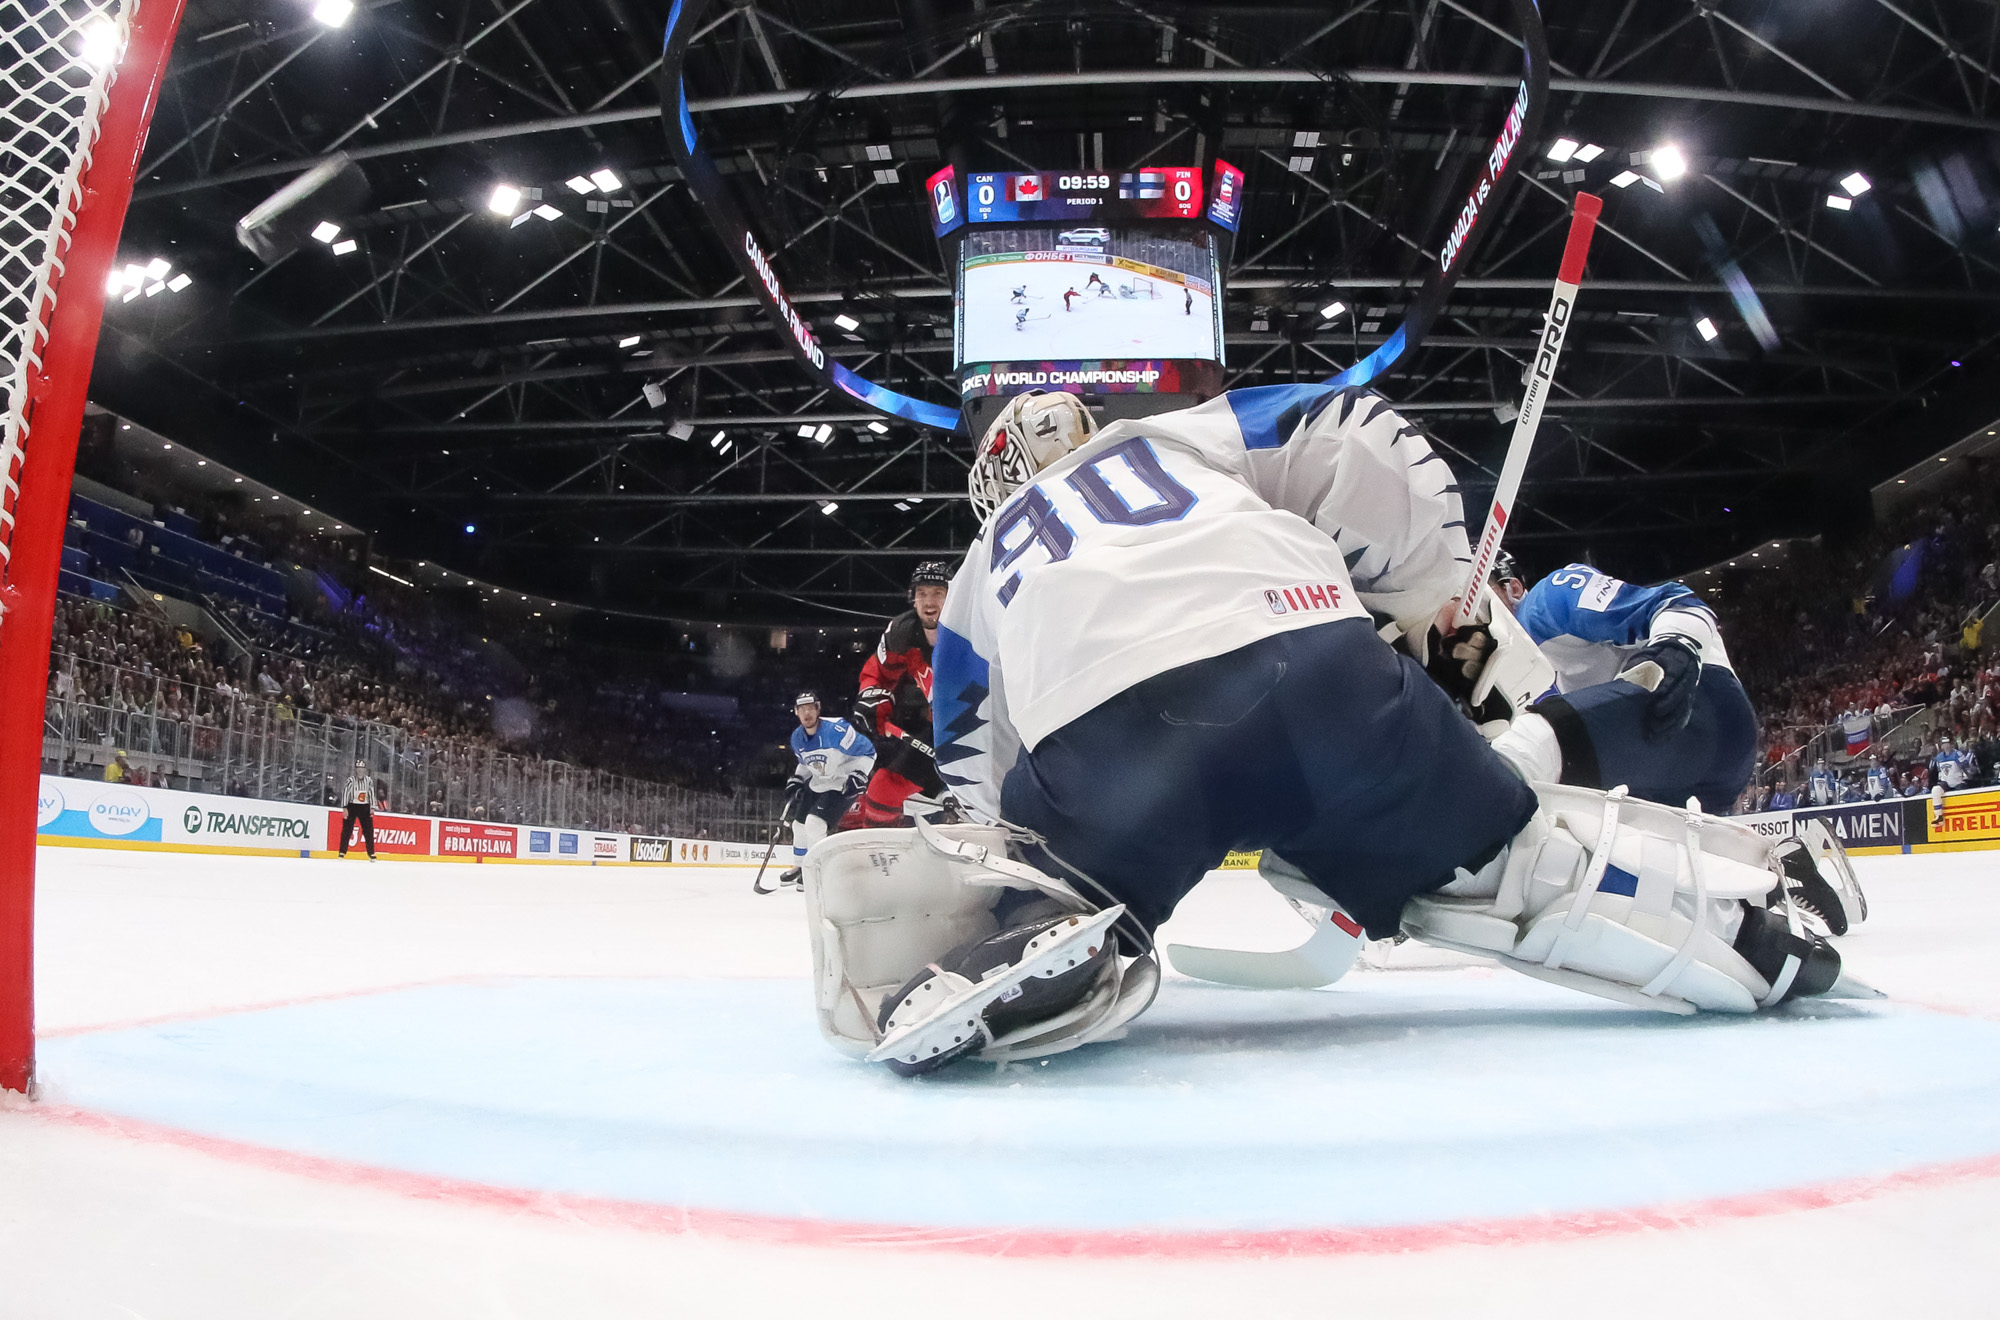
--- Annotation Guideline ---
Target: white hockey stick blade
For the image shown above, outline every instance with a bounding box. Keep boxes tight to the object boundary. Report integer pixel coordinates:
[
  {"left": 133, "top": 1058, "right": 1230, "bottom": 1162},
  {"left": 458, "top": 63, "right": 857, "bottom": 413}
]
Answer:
[
  {"left": 1822, "top": 969, "right": 1888, "bottom": 1001},
  {"left": 1167, "top": 917, "right": 1362, "bottom": 990},
  {"left": 865, "top": 906, "right": 1125, "bottom": 1067}
]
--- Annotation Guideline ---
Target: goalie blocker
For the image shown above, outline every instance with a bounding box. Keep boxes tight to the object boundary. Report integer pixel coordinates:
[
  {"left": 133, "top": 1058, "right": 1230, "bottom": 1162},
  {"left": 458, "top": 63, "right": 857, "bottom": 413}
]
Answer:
[{"left": 806, "top": 796, "right": 1874, "bottom": 1076}]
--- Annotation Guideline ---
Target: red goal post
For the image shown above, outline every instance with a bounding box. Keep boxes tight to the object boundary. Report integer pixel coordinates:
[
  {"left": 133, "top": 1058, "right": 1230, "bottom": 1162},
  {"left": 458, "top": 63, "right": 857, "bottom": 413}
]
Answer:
[{"left": 0, "top": 0, "right": 185, "bottom": 1095}]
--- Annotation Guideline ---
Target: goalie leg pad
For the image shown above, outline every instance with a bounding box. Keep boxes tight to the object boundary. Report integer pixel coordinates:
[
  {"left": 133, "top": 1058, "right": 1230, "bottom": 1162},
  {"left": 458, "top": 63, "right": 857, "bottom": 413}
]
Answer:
[
  {"left": 1402, "top": 783, "right": 1847, "bottom": 1015},
  {"left": 804, "top": 822, "right": 1158, "bottom": 1069}
]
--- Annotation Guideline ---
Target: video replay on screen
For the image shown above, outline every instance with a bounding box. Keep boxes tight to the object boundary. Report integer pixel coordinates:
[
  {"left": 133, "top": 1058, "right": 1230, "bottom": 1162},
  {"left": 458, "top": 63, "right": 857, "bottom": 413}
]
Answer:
[{"left": 956, "top": 227, "right": 1222, "bottom": 367}]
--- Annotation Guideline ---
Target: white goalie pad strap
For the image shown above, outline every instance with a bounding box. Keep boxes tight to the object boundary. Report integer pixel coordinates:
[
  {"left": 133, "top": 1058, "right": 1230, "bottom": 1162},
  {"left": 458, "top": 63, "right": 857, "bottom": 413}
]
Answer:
[{"left": 1402, "top": 782, "right": 1779, "bottom": 1015}]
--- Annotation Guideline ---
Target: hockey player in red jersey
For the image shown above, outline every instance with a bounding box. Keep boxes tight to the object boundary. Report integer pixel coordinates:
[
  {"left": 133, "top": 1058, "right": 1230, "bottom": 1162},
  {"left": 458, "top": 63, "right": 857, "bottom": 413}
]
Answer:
[{"left": 852, "top": 561, "right": 950, "bottom": 826}]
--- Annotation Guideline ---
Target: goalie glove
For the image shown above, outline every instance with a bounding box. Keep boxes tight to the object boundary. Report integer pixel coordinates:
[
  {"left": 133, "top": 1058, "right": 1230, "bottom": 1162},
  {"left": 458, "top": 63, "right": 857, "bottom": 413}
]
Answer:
[{"left": 1420, "top": 584, "right": 1556, "bottom": 737}]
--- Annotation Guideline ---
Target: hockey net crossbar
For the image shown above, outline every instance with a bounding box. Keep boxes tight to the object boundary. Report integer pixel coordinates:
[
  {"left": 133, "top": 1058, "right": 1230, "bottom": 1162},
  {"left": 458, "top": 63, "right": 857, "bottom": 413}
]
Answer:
[{"left": 0, "top": 0, "right": 184, "bottom": 1094}]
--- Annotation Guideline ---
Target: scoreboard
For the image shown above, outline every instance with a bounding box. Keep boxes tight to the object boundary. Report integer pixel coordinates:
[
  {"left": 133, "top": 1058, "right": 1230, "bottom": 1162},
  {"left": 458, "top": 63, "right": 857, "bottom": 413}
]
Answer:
[{"left": 966, "top": 168, "right": 1200, "bottom": 222}]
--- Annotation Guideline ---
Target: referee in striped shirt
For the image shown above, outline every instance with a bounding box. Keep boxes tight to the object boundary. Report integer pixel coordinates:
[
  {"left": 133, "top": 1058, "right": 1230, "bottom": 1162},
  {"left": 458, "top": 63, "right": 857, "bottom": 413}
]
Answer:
[{"left": 339, "top": 760, "right": 382, "bottom": 860}]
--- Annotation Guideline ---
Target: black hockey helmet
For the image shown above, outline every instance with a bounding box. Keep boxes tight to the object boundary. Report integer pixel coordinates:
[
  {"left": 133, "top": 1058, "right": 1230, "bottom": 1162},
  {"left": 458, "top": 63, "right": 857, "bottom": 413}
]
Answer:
[{"left": 911, "top": 560, "right": 951, "bottom": 590}]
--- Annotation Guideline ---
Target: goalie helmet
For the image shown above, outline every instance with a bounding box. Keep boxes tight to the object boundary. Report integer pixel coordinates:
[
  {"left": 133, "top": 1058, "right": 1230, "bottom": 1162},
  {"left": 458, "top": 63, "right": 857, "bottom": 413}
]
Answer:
[{"left": 968, "top": 389, "right": 1096, "bottom": 522}]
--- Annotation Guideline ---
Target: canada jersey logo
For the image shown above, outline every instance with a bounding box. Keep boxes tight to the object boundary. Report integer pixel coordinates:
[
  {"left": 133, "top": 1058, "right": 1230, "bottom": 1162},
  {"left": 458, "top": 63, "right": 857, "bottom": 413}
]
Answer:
[{"left": 1264, "top": 582, "right": 1345, "bottom": 615}]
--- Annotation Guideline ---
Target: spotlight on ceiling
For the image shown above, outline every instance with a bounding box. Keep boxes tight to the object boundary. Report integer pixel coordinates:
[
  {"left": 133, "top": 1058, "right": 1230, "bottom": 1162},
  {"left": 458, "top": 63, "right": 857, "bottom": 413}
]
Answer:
[
  {"left": 589, "top": 169, "right": 622, "bottom": 192},
  {"left": 311, "top": 0, "right": 355, "bottom": 27},
  {"left": 565, "top": 176, "right": 596, "bottom": 194},
  {"left": 1651, "top": 144, "right": 1688, "bottom": 182},
  {"left": 1825, "top": 194, "right": 1853, "bottom": 211},
  {"left": 618, "top": 335, "right": 641, "bottom": 348},
  {"left": 1319, "top": 300, "right": 1347, "bottom": 321},
  {"left": 833, "top": 313, "right": 861, "bottom": 331},
  {"left": 866, "top": 421, "right": 889, "bottom": 434},
  {"left": 1695, "top": 316, "right": 1720, "bottom": 342},
  {"left": 486, "top": 184, "right": 523, "bottom": 216},
  {"left": 1546, "top": 138, "right": 1579, "bottom": 163},
  {"left": 310, "top": 220, "right": 341, "bottom": 244},
  {"left": 820, "top": 501, "right": 840, "bottom": 516},
  {"left": 1840, "top": 171, "right": 1872, "bottom": 197}
]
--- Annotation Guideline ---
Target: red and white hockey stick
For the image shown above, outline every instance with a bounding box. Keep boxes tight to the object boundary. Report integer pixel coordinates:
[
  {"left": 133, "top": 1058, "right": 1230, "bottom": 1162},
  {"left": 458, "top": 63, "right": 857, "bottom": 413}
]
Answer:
[{"left": 1454, "top": 192, "right": 1604, "bottom": 627}]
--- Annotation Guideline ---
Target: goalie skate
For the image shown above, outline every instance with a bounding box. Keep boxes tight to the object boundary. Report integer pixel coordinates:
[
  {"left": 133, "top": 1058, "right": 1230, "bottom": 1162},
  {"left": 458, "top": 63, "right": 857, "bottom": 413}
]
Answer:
[{"left": 867, "top": 907, "right": 1125, "bottom": 1075}]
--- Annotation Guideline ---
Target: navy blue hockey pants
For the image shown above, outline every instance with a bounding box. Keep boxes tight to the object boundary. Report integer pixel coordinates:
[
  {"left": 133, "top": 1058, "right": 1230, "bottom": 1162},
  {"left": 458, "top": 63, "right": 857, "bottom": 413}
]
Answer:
[
  {"left": 1532, "top": 665, "right": 1756, "bottom": 814},
  {"left": 999, "top": 618, "right": 1538, "bottom": 938}
]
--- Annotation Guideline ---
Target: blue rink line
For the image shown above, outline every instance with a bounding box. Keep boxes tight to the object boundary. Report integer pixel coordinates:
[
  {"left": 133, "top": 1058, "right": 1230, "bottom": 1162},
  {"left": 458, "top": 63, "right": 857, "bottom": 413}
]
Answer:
[{"left": 38, "top": 976, "right": 2000, "bottom": 1234}]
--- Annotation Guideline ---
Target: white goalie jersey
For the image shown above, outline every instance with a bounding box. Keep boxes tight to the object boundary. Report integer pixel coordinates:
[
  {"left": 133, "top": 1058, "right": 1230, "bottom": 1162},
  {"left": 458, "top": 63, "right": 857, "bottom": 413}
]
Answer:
[{"left": 933, "top": 384, "right": 1474, "bottom": 820}]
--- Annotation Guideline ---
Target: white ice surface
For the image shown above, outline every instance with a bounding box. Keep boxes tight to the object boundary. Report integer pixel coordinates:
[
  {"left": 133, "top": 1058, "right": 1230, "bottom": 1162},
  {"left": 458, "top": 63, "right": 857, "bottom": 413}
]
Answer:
[
  {"left": 5, "top": 846, "right": 2000, "bottom": 1317},
  {"left": 961, "top": 256, "right": 1216, "bottom": 364}
]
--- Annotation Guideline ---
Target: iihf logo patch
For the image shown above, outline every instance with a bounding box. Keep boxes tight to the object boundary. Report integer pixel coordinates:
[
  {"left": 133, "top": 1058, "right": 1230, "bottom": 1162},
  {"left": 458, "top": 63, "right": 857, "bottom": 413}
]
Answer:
[{"left": 1265, "top": 582, "right": 1344, "bottom": 615}]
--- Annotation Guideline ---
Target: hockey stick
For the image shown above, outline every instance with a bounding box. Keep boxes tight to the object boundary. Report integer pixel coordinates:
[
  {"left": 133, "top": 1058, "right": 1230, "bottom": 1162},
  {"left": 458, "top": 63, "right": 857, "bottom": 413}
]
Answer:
[
  {"left": 1167, "top": 899, "right": 1366, "bottom": 990},
  {"left": 1454, "top": 192, "right": 1604, "bottom": 628},
  {"left": 750, "top": 814, "right": 790, "bottom": 895}
]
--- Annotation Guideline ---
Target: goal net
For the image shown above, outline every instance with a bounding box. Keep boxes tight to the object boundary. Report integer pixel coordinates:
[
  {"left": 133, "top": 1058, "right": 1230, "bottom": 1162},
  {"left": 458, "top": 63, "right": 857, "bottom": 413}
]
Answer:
[
  {"left": 1118, "top": 277, "right": 1162, "bottom": 300},
  {"left": 0, "top": 0, "right": 184, "bottom": 1095}
]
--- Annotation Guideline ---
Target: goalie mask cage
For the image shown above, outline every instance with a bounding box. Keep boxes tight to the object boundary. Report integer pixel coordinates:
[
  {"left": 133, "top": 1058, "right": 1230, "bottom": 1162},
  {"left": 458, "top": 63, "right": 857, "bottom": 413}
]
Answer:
[{"left": 0, "top": 0, "right": 184, "bottom": 1094}]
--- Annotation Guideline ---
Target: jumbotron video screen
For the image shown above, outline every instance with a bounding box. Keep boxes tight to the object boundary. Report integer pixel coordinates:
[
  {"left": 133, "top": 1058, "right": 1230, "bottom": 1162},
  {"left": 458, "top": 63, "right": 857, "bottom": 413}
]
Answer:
[{"left": 955, "top": 226, "right": 1223, "bottom": 367}]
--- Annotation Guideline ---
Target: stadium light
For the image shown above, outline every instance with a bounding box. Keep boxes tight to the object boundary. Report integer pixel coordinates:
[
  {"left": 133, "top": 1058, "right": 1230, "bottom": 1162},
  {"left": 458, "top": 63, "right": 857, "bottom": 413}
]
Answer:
[
  {"left": 711, "top": 430, "right": 727, "bottom": 446},
  {"left": 532, "top": 203, "right": 562, "bottom": 221},
  {"left": 486, "top": 184, "right": 523, "bottom": 216},
  {"left": 312, "top": 0, "right": 355, "bottom": 27},
  {"left": 167, "top": 273, "right": 192, "bottom": 291},
  {"left": 1651, "top": 144, "right": 1688, "bottom": 182},
  {"left": 1319, "top": 300, "right": 1347, "bottom": 321},
  {"left": 866, "top": 421, "right": 889, "bottom": 434},
  {"left": 590, "top": 169, "right": 622, "bottom": 192},
  {"left": 1609, "top": 170, "right": 1639, "bottom": 189},
  {"left": 618, "top": 335, "right": 641, "bottom": 348},
  {"left": 1826, "top": 194, "right": 1852, "bottom": 211},
  {"left": 796, "top": 424, "right": 816, "bottom": 439},
  {"left": 330, "top": 239, "right": 357, "bottom": 255},
  {"left": 1573, "top": 144, "right": 1604, "bottom": 163},
  {"left": 814, "top": 424, "right": 834, "bottom": 444},
  {"left": 464, "top": 523, "right": 477, "bottom": 534},
  {"left": 833, "top": 313, "right": 861, "bottom": 331},
  {"left": 565, "top": 176, "right": 597, "bottom": 194},
  {"left": 1696, "top": 317, "right": 1719, "bottom": 341},
  {"left": 145, "top": 257, "right": 170, "bottom": 279},
  {"left": 1840, "top": 172, "right": 1872, "bottom": 197},
  {"left": 310, "top": 220, "right": 341, "bottom": 243},
  {"left": 820, "top": 502, "right": 840, "bottom": 515},
  {"left": 1546, "top": 138, "right": 1579, "bottom": 163},
  {"left": 79, "top": 16, "right": 121, "bottom": 68}
]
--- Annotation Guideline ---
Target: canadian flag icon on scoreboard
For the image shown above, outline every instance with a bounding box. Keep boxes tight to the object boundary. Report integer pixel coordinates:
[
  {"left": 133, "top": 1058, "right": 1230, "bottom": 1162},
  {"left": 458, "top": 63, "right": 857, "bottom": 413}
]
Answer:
[{"left": 1011, "top": 174, "right": 1043, "bottom": 202}]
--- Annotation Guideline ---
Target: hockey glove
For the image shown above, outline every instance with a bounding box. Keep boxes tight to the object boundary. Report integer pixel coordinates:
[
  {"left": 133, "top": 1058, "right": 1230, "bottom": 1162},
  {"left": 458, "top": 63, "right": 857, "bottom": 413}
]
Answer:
[
  {"left": 781, "top": 778, "right": 808, "bottom": 822},
  {"left": 1616, "top": 634, "right": 1702, "bottom": 738},
  {"left": 852, "top": 687, "right": 892, "bottom": 736}
]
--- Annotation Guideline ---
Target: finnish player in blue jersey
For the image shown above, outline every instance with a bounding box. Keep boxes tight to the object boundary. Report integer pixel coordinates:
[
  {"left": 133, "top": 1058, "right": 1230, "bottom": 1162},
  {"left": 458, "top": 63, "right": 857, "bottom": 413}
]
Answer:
[
  {"left": 794, "top": 387, "right": 1866, "bottom": 1075},
  {"left": 776, "top": 691, "right": 875, "bottom": 890},
  {"left": 1488, "top": 557, "right": 1756, "bottom": 814}
]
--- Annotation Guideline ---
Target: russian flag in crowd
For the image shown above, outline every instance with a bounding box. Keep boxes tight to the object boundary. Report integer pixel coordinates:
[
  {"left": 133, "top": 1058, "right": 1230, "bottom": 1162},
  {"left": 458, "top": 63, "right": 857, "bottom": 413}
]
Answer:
[{"left": 1842, "top": 712, "right": 1872, "bottom": 755}]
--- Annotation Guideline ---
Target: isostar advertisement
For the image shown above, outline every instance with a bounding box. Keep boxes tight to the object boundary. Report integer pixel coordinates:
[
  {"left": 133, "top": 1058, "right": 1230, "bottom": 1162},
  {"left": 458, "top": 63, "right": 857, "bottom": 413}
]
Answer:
[
  {"left": 439, "top": 820, "right": 518, "bottom": 859},
  {"left": 632, "top": 836, "right": 673, "bottom": 863},
  {"left": 327, "top": 811, "right": 433, "bottom": 856}
]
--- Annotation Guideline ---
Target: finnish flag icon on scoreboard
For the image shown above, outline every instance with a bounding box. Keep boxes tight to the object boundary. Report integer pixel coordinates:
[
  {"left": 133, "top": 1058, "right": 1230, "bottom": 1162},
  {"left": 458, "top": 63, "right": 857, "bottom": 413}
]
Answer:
[{"left": 1119, "top": 171, "right": 1167, "bottom": 199}]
